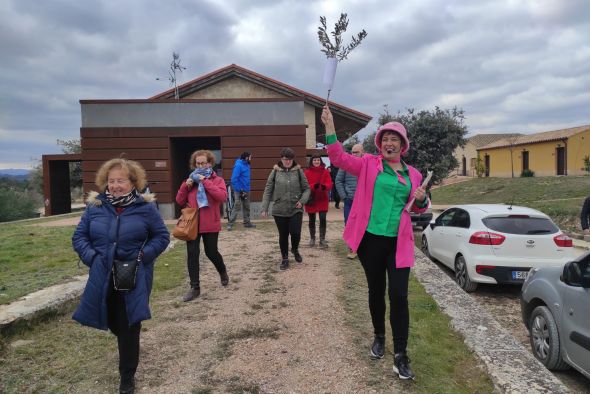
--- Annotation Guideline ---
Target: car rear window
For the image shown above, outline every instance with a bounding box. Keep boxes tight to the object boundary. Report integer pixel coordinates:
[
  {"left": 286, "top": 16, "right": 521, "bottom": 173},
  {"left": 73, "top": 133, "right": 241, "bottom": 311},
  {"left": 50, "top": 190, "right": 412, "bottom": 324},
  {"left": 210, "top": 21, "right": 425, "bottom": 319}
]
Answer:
[{"left": 482, "top": 216, "right": 559, "bottom": 235}]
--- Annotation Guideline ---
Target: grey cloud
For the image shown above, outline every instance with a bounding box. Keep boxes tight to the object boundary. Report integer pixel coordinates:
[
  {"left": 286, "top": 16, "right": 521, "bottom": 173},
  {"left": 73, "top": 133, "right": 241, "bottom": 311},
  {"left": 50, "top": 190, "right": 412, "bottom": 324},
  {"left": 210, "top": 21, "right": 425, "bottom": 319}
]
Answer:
[{"left": 1, "top": 0, "right": 590, "bottom": 168}]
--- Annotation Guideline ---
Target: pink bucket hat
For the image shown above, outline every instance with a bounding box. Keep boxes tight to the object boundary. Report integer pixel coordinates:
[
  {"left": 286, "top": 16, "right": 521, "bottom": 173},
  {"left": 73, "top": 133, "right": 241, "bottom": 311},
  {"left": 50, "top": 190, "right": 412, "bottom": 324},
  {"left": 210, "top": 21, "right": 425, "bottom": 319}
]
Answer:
[{"left": 374, "top": 122, "right": 410, "bottom": 155}]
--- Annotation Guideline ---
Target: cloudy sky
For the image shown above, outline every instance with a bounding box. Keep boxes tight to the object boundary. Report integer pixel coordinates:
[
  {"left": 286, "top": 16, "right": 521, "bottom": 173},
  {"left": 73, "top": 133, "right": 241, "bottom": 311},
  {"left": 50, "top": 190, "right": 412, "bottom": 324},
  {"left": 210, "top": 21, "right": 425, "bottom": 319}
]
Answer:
[{"left": 1, "top": 0, "right": 589, "bottom": 169}]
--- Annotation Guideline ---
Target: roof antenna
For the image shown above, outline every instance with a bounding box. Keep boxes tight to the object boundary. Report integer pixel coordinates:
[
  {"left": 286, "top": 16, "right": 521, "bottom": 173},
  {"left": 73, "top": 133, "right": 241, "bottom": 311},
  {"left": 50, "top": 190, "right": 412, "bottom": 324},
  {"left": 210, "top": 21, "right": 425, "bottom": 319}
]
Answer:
[{"left": 156, "top": 52, "right": 187, "bottom": 100}]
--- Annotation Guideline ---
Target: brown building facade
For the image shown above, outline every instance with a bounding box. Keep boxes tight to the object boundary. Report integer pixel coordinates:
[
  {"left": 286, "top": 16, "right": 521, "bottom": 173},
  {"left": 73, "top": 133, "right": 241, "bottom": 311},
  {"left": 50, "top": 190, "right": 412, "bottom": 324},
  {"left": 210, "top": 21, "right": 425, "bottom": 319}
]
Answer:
[{"left": 43, "top": 64, "right": 371, "bottom": 218}]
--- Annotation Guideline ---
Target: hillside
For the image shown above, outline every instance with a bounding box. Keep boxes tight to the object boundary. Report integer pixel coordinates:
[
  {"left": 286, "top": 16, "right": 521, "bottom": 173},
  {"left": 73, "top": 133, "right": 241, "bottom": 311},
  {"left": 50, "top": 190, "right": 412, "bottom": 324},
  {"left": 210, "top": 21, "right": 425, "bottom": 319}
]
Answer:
[{"left": 431, "top": 176, "right": 590, "bottom": 233}]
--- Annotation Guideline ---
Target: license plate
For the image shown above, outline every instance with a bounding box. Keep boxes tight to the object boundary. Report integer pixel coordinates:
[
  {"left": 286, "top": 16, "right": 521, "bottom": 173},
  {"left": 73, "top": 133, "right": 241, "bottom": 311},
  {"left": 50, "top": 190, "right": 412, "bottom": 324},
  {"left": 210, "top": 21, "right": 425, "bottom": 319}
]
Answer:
[{"left": 512, "top": 271, "right": 528, "bottom": 280}]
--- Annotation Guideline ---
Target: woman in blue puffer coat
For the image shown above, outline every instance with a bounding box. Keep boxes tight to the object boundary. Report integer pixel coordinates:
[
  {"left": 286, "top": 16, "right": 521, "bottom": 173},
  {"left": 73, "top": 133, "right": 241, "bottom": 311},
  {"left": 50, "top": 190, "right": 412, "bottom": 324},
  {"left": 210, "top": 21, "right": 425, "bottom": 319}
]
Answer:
[{"left": 72, "top": 158, "right": 170, "bottom": 394}]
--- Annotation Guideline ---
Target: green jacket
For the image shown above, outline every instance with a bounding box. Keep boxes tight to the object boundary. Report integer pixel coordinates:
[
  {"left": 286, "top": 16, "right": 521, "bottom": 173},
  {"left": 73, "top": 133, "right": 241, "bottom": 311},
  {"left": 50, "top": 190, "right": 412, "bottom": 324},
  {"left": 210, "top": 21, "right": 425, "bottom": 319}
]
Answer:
[{"left": 261, "top": 164, "right": 311, "bottom": 217}]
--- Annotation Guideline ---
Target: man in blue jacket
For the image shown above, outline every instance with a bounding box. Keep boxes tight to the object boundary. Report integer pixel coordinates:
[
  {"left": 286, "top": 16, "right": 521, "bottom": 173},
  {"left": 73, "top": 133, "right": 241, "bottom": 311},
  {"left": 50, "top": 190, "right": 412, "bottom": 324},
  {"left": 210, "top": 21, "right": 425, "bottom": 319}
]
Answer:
[{"left": 228, "top": 151, "right": 256, "bottom": 230}]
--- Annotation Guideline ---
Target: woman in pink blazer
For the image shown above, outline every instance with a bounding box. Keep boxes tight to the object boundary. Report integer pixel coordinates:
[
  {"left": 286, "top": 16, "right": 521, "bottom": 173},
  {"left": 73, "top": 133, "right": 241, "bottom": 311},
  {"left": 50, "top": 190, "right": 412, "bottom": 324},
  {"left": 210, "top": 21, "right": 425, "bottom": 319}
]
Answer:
[{"left": 322, "top": 106, "right": 429, "bottom": 381}]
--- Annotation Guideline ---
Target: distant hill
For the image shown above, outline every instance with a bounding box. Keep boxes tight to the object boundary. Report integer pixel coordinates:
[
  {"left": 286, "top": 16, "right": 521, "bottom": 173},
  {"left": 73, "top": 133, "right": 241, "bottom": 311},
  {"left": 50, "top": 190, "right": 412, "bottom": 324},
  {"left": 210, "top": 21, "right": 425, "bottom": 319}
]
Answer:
[{"left": 0, "top": 169, "right": 31, "bottom": 181}]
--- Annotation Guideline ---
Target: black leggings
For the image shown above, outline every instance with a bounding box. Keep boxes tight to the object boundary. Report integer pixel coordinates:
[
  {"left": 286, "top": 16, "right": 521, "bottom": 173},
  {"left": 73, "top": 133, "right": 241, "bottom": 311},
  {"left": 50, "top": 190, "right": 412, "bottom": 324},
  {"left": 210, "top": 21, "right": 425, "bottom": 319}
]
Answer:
[
  {"left": 273, "top": 212, "right": 303, "bottom": 257},
  {"left": 308, "top": 211, "right": 327, "bottom": 238},
  {"left": 186, "top": 232, "right": 226, "bottom": 288},
  {"left": 108, "top": 286, "right": 141, "bottom": 380},
  {"left": 356, "top": 231, "right": 410, "bottom": 354}
]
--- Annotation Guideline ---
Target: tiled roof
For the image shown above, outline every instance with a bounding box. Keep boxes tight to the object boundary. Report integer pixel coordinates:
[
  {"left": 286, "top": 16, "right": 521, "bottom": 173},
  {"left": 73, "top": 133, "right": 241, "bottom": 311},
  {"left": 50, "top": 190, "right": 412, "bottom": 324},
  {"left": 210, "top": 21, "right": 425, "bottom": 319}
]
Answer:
[
  {"left": 149, "top": 63, "right": 371, "bottom": 124},
  {"left": 478, "top": 125, "right": 590, "bottom": 150},
  {"left": 467, "top": 134, "right": 522, "bottom": 148}
]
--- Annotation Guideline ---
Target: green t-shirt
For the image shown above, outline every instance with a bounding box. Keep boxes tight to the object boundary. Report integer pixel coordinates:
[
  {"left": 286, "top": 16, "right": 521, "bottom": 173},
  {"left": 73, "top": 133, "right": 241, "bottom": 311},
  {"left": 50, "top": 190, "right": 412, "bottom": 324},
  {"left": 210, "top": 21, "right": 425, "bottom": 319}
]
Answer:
[
  {"left": 325, "top": 134, "right": 427, "bottom": 235},
  {"left": 366, "top": 161, "right": 411, "bottom": 237}
]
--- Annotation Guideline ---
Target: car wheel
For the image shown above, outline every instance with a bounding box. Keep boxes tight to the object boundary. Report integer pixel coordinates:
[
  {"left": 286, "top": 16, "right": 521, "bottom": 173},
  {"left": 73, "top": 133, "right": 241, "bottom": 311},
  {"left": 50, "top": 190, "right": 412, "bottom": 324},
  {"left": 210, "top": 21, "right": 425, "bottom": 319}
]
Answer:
[
  {"left": 454, "top": 255, "right": 477, "bottom": 292},
  {"left": 421, "top": 235, "right": 430, "bottom": 258},
  {"left": 529, "top": 306, "right": 570, "bottom": 371}
]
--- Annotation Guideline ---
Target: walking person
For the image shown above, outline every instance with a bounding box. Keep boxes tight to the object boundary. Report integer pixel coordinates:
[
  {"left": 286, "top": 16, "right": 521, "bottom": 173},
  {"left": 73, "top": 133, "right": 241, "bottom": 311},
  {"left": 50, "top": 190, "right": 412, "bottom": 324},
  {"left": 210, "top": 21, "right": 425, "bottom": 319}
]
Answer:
[
  {"left": 322, "top": 106, "right": 429, "bottom": 380},
  {"left": 261, "top": 147, "right": 311, "bottom": 270},
  {"left": 72, "top": 158, "right": 170, "bottom": 393},
  {"left": 176, "top": 150, "right": 229, "bottom": 302},
  {"left": 335, "top": 144, "right": 364, "bottom": 258},
  {"left": 227, "top": 151, "right": 256, "bottom": 230},
  {"left": 304, "top": 154, "right": 332, "bottom": 249},
  {"left": 329, "top": 165, "right": 341, "bottom": 208}
]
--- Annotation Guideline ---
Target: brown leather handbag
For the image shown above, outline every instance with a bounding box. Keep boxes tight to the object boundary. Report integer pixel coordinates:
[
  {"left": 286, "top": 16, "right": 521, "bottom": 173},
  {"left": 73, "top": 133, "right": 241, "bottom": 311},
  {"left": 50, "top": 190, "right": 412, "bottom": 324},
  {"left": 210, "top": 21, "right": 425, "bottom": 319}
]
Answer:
[{"left": 172, "top": 207, "right": 199, "bottom": 241}]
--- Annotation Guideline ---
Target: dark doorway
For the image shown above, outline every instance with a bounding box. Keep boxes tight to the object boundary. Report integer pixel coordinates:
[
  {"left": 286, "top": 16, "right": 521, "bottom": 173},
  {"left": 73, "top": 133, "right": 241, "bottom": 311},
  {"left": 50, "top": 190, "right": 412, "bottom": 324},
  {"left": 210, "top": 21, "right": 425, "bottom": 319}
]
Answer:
[
  {"left": 461, "top": 156, "right": 467, "bottom": 176},
  {"left": 522, "top": 151, "right": 529, "bottom": 171},
  {"left": 484, "top": 155, "right": 490, "bottom": 177},
  {"left": 556, "top": 147, "right": 566, "bottom": 175},
  {"left": 170, "top": 137, "right": 222, "bottom": 217},
  {"left": 42, "top": 154, "right": 82, "bottom": 216}
]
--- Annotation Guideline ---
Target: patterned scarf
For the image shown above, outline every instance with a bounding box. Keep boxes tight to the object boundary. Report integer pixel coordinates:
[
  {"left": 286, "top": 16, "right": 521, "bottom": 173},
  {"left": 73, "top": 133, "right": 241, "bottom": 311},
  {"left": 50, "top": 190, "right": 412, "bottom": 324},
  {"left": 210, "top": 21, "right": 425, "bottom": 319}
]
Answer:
[
  {"left": 190, "top": 168, "right": 213, "bottom": 208},
  {"left": 105, "top": 188, "right": 140, "bottom": 207}
]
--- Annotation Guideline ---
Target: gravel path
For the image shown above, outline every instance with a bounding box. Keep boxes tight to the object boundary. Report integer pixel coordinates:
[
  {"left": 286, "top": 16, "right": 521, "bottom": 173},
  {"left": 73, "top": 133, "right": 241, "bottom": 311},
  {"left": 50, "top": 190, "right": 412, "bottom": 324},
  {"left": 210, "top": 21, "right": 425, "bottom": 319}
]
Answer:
[{"left": 129, "top": 220, "right": 386, "bottom": 393}]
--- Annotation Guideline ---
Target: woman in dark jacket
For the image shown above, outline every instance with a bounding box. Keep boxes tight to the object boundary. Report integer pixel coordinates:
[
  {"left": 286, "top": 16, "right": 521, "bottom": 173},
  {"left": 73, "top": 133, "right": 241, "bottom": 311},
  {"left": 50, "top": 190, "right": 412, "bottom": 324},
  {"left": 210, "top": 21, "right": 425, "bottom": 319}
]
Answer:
[
  {"left": 72, "top": 158, "right": 170, "bottom": 393},
  {"left": 304, "top": 154, "right": 332, "bottom": 248},
  {"left": 176, "top": 149, "right": 229, "bottom": 302},
  {"left": 261, "top": 147, "right": 311, "bottom": 270}
]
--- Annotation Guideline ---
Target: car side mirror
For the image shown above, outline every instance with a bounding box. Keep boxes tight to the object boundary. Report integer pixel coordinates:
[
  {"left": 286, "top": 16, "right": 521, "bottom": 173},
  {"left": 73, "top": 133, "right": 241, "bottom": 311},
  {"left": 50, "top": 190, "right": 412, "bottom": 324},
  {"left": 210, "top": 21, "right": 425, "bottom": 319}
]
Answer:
[
  {"left": 429, "top": 222, "right": 436, "bottom": 230},
  {"left": 561, "top": 261, "right": 582, "bottom": 287}
]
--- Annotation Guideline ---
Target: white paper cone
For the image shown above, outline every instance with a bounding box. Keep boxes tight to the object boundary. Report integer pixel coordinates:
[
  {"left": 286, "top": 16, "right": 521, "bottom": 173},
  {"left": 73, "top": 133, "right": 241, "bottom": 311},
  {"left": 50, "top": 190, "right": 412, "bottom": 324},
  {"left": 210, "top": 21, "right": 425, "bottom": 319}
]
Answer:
[{"left": 322, "top": 57, "right": 338, "bottom": 90}]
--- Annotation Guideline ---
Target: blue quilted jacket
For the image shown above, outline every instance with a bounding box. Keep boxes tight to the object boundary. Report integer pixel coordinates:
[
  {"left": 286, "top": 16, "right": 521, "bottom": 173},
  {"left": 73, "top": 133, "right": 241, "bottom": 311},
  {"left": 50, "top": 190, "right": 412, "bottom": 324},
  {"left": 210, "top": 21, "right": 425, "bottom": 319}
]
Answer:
[
  {"left": 230, "top": 158, "right": 251, "bottom": 192},
  {"left": 72, "top": 191, "right": 170, "bottom": 330}
]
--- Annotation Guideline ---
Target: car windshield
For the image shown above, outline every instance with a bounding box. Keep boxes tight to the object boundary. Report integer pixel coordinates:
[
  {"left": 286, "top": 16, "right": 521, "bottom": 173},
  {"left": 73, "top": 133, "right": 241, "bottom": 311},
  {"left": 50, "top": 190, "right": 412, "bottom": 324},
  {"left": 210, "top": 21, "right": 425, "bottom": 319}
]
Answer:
[{"left": 482, "top": 216, "right": 559, "bottom": 235}]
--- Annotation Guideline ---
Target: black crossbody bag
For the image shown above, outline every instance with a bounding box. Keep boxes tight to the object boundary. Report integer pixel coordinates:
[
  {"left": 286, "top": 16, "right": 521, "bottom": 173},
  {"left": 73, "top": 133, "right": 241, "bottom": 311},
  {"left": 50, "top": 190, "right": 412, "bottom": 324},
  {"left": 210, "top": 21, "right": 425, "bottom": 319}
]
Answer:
[{"left": 112, "top": 238, "right": 148, "bottom": 291}]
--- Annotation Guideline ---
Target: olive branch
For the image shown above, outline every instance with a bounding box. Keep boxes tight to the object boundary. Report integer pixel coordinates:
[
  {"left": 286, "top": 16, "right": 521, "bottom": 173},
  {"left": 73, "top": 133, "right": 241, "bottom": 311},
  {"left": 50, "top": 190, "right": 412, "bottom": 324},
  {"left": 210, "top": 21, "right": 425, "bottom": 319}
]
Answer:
[{"left": 317, "top": 13, "right": 367, "bottom": 60}]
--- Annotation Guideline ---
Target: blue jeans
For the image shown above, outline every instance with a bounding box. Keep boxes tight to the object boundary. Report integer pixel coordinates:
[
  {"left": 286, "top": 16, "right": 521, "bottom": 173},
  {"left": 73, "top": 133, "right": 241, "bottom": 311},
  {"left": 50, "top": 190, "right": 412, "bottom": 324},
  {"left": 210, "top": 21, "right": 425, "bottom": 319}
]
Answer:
[{"left": 343, "top": 198, "right": 353, "bottom": 224}]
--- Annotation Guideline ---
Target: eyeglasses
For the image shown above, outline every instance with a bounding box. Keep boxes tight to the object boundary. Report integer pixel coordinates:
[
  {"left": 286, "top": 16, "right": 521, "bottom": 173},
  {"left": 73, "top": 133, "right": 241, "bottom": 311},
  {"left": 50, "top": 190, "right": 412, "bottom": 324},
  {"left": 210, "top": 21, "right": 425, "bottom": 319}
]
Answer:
[
  {"left": 281, "top": 157, "right": 293, "bottom": 161},
  {"left": 195, "top": 161, "right": 209, "bottom": 167}
]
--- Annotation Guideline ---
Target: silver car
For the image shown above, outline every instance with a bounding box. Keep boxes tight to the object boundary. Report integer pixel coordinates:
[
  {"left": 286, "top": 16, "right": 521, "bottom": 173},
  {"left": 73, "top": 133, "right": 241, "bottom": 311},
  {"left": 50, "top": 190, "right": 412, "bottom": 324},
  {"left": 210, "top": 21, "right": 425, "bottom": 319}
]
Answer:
[{"left": 520, "top": 251, "right": 590, "bottom": 379}]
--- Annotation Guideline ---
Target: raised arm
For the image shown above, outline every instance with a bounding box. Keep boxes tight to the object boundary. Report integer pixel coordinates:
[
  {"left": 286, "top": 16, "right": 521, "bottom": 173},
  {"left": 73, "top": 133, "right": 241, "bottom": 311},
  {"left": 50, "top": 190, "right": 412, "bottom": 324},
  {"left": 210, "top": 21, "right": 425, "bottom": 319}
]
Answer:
[{"left": 321, "top": 106, "right": 363, "bottom": 176}]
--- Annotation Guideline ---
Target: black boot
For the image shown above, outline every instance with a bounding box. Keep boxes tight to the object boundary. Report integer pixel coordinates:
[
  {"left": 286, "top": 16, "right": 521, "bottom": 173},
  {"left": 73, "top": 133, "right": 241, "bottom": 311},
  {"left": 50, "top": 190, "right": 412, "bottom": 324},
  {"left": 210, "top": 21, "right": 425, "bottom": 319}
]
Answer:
[
  {"left": 280, "top": 255, "right": 289, "bottom": 270},
  {"left": 292, "top": 249, "right": 303, "bottom": 263},
  {"left": 393, "top": 351, "right": 415, "bottom": 380},
  {"left": 182, "top": 287, "right": 200, "bottom": 302},
  {"left": 370, "top": 334, "right": 385, "bottom": 359},
  {"left": 220, "top": 270, "right": 229, "bottom": 286},
  {"left": 119, "top": 373, "right": 135, "bottom": 394},
  {"left": 319, "top": 226, "right": 328, "bottom": 249}
]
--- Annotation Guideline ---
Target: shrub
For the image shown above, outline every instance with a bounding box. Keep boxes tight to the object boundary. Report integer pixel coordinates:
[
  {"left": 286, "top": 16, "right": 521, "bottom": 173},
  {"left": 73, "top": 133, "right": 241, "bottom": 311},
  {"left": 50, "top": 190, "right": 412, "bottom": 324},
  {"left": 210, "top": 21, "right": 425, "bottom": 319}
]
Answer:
[
  {"left": 0, "top": 187, "right": 39, "bottom": 222},
  {"left": 475, "top": 158, "right": 486, "bottom": 178},
  {"left": 520, "top": 169, "right": 535, "bottom": 177}
]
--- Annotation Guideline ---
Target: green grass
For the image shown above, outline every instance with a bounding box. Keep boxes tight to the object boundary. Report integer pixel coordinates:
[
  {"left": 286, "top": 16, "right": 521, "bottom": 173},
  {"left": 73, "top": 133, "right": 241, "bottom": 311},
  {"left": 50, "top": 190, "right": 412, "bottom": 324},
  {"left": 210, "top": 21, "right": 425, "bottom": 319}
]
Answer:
[
  {"left": 0, "top": 221, "right": 81, "bottom": 304},
  {"left": 336, "top": 240, "right": 494, "bottom": 393},
  {"left": 432, "top": 176, "right": 590, "bottom": 232},
  {"left": 0, "top": 242, "right": 187, "bottom": 392},
  {"left": 0, "top": 216, "right": 177, "bottom": 305},
  {"left": 1, "top": 218, "right": 495, "bottom": 392}
]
